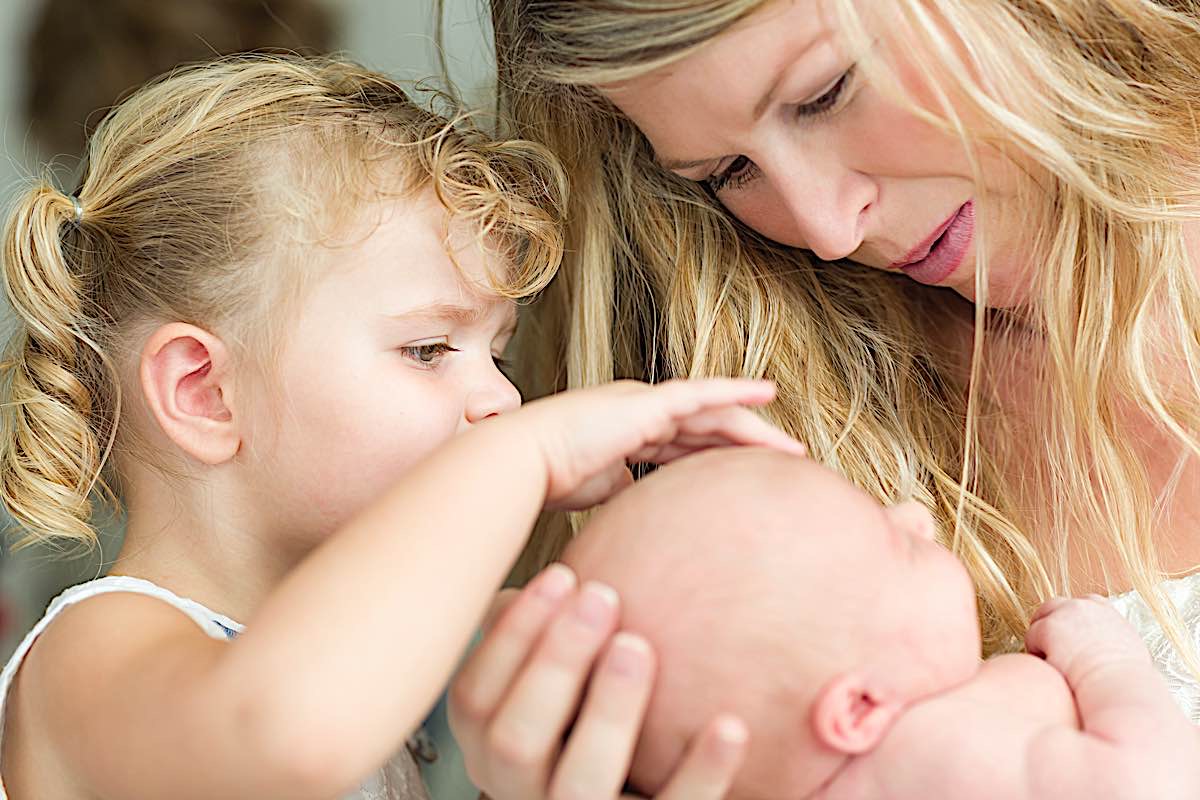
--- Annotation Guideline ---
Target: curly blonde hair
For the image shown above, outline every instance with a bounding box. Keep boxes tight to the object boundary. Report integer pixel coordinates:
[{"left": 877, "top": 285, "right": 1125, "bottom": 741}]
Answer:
[{"left": 1, "top": 55, "right": 566, "bottom": 554}]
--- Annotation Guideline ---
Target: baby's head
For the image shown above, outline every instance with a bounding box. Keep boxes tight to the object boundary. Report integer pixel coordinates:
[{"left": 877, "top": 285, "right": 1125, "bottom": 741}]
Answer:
[
  {"left": 564, "top": 448, "right": 981, "bottom": 799},
  {"left": 1, "top": 56, "right": 564, "bottom": 553}
]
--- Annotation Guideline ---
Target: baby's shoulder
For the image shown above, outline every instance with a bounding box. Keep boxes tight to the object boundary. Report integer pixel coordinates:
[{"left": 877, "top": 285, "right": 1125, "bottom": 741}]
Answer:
[
  {"left": 838, "top": 655, "right": 1078, "bottom": 800},
  {"left": 976, "top": 652, "right": 1075, "bottom": 708}
]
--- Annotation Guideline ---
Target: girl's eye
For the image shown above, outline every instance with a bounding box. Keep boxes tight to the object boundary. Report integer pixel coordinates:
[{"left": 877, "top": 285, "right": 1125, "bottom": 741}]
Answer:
[{"left": 400, "top": 342, "right": 458, "bottom": 366}]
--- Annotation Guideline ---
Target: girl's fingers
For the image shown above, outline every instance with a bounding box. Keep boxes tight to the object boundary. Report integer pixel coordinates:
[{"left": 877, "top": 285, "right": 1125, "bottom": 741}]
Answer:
[
  {"left": 483, "top": 582, "right": 622, "bottom": 799},
  {"left": 664, "top": 378, "right": 778, "bottom": 410},
  {"left": 548, "top": 633, "right": 657, "bottom": 799},
  {"left": 450, "top": 566, "right": 578, "bottom": 769},
  {"left": 624, "top": 410, "right": 805, "bottom": 465},
  {"left": 653, "top": 714, "right": 749, "bottom": 800},
  {"left": 551, "top": 464, "right": 634, "bottom": 511},
  {"left": 676, "top": 406, "right": 804, "bottom": 452}
]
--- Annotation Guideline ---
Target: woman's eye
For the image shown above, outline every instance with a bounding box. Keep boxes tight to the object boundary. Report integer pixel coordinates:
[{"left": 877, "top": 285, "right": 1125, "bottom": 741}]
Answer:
[
  {"left": 797, "top": 65, "right": 855, "bottom": 118},
  {"left": 400, "top": 342, "right": 458, "bottom": 366},
  {"left": 705, "top": 155, "right": 760, "bottom": 194}
]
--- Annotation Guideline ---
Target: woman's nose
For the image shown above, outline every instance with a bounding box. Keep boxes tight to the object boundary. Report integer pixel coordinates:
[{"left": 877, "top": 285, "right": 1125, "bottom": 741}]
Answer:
[{"left": 770, "top": 149, "right": 874, "bottom": 262}]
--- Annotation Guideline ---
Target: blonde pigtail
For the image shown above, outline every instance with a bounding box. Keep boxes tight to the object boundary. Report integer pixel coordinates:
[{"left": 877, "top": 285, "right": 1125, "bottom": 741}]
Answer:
[{"left": 1, "top": 185, "right": 116, "bottom": 551}]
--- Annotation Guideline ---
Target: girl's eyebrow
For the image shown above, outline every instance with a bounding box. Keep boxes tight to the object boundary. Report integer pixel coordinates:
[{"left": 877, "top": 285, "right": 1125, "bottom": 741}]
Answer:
[{"left": 388, "top": 302, "right": 491, "bottom": 325}]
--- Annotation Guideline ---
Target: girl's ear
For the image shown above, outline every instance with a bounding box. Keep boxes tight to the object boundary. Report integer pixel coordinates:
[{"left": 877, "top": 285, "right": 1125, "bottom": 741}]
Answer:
[
  {"left": 810, "top": 671, "right": 901, "bottom": 755},
  {"left": 140, "top": 323, "right": 241, "bottom": 465}
]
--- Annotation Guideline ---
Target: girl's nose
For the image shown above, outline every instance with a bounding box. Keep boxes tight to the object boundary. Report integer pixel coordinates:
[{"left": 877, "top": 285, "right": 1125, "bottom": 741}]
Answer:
[{"left": 463, "top": 365, "right": 521, "bottom": 424}]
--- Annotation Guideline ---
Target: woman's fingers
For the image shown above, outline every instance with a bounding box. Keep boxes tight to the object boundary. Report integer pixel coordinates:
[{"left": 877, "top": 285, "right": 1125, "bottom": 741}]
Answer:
[
  {"left": 483, "top": 581, "right": 622, "bottom": 799},
  {"left": 548, "top": 633, "right": 657, "bottom": 799},
  {"left": 450, "top": 565, "right": 578, "bottom": 780},
  {"left": 652, "top": 714, "right": 749, "bottom": 800}
]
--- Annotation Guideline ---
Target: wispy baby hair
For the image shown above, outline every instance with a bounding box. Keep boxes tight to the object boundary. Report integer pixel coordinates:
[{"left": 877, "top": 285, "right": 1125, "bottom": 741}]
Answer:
[{"left": 1, "top": 54, "right": 566, "bottom": 553}]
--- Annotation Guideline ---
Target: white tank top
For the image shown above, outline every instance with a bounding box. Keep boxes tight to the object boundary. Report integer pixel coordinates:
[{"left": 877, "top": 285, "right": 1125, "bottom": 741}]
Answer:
[
  {"left": 1109, "top": 571, "right": 1200, "bottom": 724},
  {"left": 0, "top": 576, "right": 431, "bottom": 800}
]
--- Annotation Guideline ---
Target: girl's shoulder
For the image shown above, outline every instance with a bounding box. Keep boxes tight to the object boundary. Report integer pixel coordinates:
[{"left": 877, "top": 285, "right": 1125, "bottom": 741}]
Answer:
[{"left": 0, "top": 577, "right": 239, "bottom": 800}]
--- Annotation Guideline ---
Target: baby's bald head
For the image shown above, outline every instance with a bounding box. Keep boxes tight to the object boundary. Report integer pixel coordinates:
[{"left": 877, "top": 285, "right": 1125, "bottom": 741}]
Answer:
[
  {"left": 563, "top": 448, "right": 887, "bottom": 798},
  {"left": 564, "top": 447, "right": 980, "bottom": 799}
]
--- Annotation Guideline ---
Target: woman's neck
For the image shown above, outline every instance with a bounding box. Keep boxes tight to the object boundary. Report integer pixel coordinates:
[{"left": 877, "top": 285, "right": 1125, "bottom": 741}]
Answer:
[
  {"left": 979, "top": 218, "right": 1200, "bottom": 594},
  {"left": 109, "top": 459, "right": 306, "bottom": 624}
]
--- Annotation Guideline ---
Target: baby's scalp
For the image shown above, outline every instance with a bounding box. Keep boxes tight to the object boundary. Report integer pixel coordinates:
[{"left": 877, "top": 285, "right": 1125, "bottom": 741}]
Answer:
[
  {"left": 0, "top": 55, "right": 566, "bottom": 554},
  {"left": 565, "top": 449, "right": 895, "bottom": 798},
  {"left": 566, "top": 448, "right": 984, "bottom": 799}
]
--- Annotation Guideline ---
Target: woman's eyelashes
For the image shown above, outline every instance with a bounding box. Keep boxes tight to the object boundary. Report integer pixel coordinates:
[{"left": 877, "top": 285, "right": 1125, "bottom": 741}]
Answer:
[
  {"left": 796, "top": 65, "right": 856, "bottom": 118},
  {"left": 704, "top": 65, "right": 858, "bottom": 194},
  {"left": 705, "top": 156, "right": 761, "bottom": 193}
]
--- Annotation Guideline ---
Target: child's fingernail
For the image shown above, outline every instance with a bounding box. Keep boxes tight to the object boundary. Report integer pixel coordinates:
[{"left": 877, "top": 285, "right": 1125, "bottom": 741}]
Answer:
[
  {"left": 535, "top": 563, "right": 576, "bottom": 600},
  {"left": 576, "top": 581, "right": 618, "bottom": 627}
]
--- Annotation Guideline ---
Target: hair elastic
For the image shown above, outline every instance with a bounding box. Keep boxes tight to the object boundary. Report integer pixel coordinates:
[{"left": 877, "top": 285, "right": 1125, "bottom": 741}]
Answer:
[{"left": 68, "top": 195, "right": 84, "bottom": 225}]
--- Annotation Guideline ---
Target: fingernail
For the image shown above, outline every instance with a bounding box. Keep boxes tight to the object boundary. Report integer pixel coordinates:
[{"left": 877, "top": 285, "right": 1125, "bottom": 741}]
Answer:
[
  {"left": 715, "top": 715, "right": 748, "bottom": 745},
  {"left": 534, "top": 563, "right": 576, "bottom": 600},
  {"left": 575, "top": 581, "right": 619, "bottom": 628},
  {"left": 608, "top": 633, "right": 651, "bottom": 678}
]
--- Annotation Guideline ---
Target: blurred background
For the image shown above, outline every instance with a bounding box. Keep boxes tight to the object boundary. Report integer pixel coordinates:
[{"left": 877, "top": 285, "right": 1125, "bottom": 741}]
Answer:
[{"left": 0, "top": 1, "right": 495, "bottom": 796}]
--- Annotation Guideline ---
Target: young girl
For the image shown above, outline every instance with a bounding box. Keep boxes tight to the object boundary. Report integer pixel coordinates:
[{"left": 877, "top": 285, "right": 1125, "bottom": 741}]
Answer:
[{"left": 0, "top": 55, "right": 802, "bottom": 800}]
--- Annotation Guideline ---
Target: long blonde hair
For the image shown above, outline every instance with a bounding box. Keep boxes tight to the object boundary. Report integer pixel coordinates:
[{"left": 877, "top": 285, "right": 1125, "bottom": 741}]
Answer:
[
  {"left": 488, "top": 0, "right": 1200, "bottom": 658},
  {"left": 1, "top": 55, "right": 566, "bottom": 555}
]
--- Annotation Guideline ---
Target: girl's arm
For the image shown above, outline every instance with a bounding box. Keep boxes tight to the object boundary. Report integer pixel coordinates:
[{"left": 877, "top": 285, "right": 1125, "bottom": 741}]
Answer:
[{"left": 24, "top": 379, "right": 795, "bottom": 800}]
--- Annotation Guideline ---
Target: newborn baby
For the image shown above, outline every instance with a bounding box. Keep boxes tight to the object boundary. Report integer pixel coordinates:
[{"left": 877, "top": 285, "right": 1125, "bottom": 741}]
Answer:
[{"left": 563, "top": 448, "right": 1197, "bottom": 799}]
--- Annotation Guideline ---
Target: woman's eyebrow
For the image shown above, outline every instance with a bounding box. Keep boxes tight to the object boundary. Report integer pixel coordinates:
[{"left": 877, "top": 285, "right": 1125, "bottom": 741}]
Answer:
[{"left": 657, "top": 154, "right": 717, "bottom": 172}]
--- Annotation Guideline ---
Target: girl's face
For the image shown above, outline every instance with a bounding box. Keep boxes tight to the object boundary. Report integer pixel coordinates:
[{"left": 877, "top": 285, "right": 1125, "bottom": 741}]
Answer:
[
  {"left": 600, "top": 0, "right": 1040, "bottom": 307},
  {"left": 247, "top": 188, "right": 522, "bottom": 543}
]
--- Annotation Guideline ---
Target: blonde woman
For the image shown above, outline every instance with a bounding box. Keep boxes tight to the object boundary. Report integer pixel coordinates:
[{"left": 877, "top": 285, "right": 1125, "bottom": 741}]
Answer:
[{"left": 447, "top": 1, "right": 1200, "bottom": 797}]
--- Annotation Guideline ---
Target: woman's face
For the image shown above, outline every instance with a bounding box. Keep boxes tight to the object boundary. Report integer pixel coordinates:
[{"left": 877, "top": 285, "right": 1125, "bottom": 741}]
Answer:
[{"left": 600, "top": 0, "right": 1041, "bottom": 307}]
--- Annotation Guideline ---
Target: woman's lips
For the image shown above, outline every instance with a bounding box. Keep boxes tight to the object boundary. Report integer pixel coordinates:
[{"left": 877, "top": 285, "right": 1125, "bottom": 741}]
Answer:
[{"left": 891, "top": 201, "right": 975, "bottom": 286}]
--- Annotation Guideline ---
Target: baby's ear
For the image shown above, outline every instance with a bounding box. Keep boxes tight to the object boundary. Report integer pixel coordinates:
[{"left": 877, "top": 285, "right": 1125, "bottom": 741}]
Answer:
[
  {"left": 140, "top": 323, "right": 241, "bottom": 465},
  {"left": 810, "top": 671, "right": 902, "bottom": 755}
]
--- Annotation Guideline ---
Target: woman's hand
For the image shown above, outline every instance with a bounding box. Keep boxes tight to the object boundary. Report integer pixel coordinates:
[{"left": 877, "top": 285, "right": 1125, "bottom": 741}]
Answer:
[
  {"left": 450, "top": 566, "right": 749, "bottom": 800},
  {"left": 511, "top": 378, "right": 804, "bottom": 511}
]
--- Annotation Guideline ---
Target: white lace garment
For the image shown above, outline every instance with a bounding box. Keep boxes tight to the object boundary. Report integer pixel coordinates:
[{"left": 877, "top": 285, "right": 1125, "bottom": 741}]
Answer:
[{"left": 1108, "top": 572, "right": 1200, "bottom": 723}]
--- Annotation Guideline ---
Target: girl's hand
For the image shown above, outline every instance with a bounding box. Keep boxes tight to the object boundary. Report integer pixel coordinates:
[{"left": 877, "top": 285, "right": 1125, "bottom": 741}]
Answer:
[
  {"left": 450, "top": 566, "right": 749, "bottom": 800},
  {"left": 513, "top": 378, "right": 804, "bottom": 510}
]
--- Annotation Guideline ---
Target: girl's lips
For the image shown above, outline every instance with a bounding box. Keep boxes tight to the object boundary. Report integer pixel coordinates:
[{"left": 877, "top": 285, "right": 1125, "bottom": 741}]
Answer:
[{"left": 894, "top": 202, "right": 974, "bottom": 286}]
